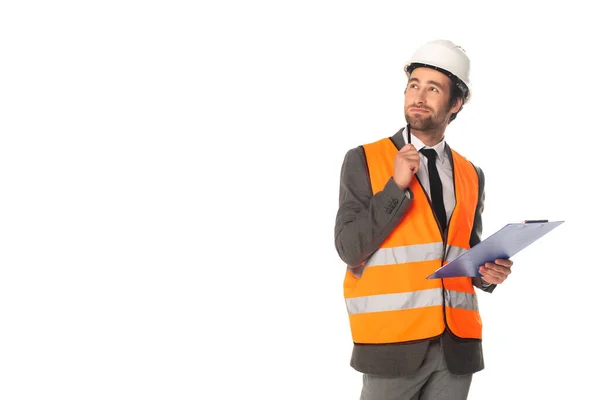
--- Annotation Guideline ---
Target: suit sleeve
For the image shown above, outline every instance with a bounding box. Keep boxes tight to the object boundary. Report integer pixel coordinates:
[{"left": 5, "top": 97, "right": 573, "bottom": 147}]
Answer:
[
  {"left": 334, "top": 146, "right": 413, "bottom": 269},
  {"left": 469, "top": 165, "right": 497, "bottom": 293}
]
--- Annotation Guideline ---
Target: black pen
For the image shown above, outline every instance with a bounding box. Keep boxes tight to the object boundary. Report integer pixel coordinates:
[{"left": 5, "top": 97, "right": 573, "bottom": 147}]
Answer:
[{"left": 407, "top": 124, "right": 411, "bottom": 144}]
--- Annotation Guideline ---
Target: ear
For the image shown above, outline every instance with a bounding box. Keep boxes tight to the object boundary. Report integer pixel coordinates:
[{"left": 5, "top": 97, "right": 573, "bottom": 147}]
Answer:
[{"left": 450, "top": 97, "right": 463, "bottom": 114}]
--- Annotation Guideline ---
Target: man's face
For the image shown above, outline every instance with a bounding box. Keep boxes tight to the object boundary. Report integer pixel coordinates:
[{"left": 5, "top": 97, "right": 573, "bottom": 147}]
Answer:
[{"left": 404, "top": 67, "right": 462, "bottom": 130}]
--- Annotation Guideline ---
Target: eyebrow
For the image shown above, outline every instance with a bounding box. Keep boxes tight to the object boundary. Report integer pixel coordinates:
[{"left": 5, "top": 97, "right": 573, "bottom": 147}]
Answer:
[{"left": 408, "top": 77, "right": 444, "bottom": 90}]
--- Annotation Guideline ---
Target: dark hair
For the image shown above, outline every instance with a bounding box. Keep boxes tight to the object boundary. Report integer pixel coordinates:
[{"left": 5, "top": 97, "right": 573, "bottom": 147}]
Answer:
[{"left": 407, "top": 63, "right": 468, "bottom": 123}]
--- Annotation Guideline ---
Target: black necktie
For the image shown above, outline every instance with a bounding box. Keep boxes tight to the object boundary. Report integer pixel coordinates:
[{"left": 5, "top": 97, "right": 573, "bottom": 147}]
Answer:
[{"left": 420, "top": 149, "right": 447, "bottom": 233}]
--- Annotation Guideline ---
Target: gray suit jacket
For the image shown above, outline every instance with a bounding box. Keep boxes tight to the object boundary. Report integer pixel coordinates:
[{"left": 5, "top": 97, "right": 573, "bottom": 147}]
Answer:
[{"left": 334, "top": 128, "right": 495, "bottom": 376}]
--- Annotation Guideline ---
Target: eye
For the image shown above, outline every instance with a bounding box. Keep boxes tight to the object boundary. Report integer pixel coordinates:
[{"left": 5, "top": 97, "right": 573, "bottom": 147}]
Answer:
[
  {"left": 429, "top": 87, "right": 439, "bottom": 93},
  {"left": 409, "top": 84, "right": 418, "bottom": 89}
]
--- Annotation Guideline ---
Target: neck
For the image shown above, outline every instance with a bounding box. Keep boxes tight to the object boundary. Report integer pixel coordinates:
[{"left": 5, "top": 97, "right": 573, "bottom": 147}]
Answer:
[{"left": 410, "top": 126, "right": 446, "bottom": 147}]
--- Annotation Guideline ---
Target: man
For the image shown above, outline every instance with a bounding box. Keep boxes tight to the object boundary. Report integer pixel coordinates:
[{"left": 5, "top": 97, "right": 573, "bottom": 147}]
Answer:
[{"left": 334, "top": 40, "right": 513, "bottom": 400}]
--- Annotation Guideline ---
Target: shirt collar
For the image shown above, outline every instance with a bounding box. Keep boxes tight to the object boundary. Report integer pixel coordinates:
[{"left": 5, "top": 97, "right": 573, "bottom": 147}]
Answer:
[{"left": 402, "top": 126, "right": 448, "bottom": 165}]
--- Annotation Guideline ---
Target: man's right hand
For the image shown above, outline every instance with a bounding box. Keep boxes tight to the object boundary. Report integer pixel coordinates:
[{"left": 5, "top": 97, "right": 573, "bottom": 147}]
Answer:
[{"left": 393, "top": 144, "right": 420, "bottom": 190}]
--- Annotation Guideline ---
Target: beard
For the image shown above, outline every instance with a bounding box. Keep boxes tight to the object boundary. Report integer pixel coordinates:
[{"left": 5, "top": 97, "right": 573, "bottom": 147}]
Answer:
[{"left": 404, "top": 105, "right": 451, "bottom": 131}]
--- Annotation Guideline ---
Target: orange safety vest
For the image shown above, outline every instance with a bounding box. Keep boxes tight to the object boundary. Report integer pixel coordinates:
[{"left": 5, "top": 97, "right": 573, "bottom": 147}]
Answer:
[{"left": 343, "top": 137, "right": 482, "bottom": 344}]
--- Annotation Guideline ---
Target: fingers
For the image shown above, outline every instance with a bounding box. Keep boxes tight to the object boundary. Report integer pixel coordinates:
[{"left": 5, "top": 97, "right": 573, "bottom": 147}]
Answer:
[
  {"left": 399, "top": 144, "right": 418, "bottom": 156},
  {"left": 479, "top": 267, "right": 504, "bottom": 284},
  {"left": 479, "top": 261, "right": 512, "bottom": 285},
  {"left": 494, "top": 258, "right": 513, "bottom": 268},
  {"left": 393, "top": 145, "right": 420, "bottom": 189},
  {"left": 397, "top": 145, "right": 420, "bottom": 162}
]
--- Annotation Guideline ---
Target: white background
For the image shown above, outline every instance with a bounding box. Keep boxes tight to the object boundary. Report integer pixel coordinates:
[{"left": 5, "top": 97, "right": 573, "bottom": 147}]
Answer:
[{"left": 1, "top": 1, "right": 598, "bottom": 399}]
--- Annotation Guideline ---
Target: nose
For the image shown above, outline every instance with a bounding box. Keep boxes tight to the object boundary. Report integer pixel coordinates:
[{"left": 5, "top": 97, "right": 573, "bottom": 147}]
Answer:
[{"left": 415, "top": 88, "right": 427, "bottom": 104}]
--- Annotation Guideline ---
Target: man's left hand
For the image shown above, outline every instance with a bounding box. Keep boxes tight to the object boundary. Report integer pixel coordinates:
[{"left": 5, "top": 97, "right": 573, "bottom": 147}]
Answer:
[{"left": 479, "top": 259, "right": 513, "bottom": 285}]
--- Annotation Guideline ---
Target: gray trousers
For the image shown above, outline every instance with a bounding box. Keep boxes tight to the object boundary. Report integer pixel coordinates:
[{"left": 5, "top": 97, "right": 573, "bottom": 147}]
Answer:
[{"left": 359, "top": 340, "right": 473, "bottom": 400}]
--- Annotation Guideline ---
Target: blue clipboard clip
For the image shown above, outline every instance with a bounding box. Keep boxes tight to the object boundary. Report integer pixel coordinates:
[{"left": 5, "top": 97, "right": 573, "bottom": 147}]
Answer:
[{"left": 426, "top": 220, "right": 564, "bottom": 279}]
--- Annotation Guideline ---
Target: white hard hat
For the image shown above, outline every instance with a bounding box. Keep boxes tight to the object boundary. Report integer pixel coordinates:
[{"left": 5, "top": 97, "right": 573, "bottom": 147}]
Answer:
[{"left": 404, "top": 40, "right": 472, "bottom": 103}]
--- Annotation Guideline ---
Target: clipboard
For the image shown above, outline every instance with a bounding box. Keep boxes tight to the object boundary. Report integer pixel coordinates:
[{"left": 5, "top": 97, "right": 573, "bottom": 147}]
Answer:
[{"left": 426, "top": 220, "right": 564, "bottom": 279}]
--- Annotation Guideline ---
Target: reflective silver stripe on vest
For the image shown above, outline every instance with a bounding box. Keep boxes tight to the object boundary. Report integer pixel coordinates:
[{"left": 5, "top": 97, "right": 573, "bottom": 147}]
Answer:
[
  {"left": 346, "top": 288, "right": 443, "bottom": 315},
  {"left": 346, "top": 289, "right": 479, "bottom": 315},
  {"left": 366, "top": 242, "right": 444, "bottom": 267},
  {"left": 445, "top": 289, "right": 479, "bottom": 311},
  {"left": 445, "top": 245, "right": 468, "bottom": 263},
  {"left": 348, "top": 244, "right": 467, "bottom": 278},
  {"left": 348, "top": 242, "right": 444, "bottom": 279}
]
